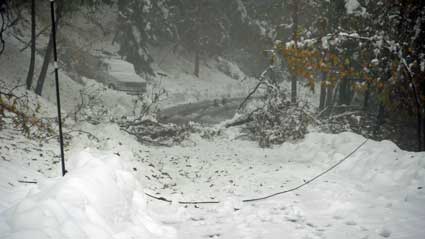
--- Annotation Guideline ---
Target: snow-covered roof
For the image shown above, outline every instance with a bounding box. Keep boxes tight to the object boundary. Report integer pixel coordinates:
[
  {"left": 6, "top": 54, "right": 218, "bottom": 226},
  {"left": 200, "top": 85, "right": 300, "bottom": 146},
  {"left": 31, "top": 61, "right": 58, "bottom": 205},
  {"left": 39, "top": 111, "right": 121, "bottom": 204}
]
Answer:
[{"left": 109, "top": 72, "right": 146, "bottom": 83}]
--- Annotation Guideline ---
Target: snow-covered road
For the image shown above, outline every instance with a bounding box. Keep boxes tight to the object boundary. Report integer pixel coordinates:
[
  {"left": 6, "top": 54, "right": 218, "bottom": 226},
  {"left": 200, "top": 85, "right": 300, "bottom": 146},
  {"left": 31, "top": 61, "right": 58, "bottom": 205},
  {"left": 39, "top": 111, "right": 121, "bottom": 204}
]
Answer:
[
  {"left": 1, "top": 125, "right": 424, "bottom": 239},
  {"left": 144, "top": 130, "right": 425, "bottom": 239}
]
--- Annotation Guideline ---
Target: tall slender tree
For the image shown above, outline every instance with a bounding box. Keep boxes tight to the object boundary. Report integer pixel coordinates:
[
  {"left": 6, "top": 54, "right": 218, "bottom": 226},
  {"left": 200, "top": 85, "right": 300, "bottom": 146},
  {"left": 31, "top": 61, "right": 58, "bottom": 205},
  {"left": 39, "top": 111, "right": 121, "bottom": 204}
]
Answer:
[
  {"left": 25, "top": 0, "right": 35, "bottom": 90},
  {"left": 35, "top": 0, "right": 63, "bottom": 96},
  {"left": 0, "top": 0, "right": 10, "bottom": 55}
]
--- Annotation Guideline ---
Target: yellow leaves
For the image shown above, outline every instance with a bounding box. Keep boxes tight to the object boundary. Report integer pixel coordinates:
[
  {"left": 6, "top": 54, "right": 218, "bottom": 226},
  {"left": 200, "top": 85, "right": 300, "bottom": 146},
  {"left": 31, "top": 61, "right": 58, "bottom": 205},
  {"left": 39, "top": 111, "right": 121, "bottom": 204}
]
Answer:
[{"left": 276, "top": 43, "right": 376, "bottom": 95}]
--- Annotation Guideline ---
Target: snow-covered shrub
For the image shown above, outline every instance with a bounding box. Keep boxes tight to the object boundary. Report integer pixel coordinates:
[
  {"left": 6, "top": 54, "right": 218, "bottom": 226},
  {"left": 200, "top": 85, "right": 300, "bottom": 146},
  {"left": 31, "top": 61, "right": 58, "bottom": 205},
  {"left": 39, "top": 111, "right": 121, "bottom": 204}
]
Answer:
[
  {"left": 238, "top": 67, "right": 313, "bottom": 147},
  {"left": 247, "top": 99, "right": 310, "bottom": 147},
  {"left": 0, "top": 81, "right": 55, "bottom": 138},
  {"left": 188, "top": 121, "right": 222, "bottom": 140}
]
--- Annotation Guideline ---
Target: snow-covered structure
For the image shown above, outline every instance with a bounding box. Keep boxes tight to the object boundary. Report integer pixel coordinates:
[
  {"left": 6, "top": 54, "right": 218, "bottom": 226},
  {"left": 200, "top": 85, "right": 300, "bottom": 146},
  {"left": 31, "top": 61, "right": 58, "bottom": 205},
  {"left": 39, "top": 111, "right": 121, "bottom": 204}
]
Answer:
[{"left": 102, "top": 58, "right": 147, "bottom": 95}]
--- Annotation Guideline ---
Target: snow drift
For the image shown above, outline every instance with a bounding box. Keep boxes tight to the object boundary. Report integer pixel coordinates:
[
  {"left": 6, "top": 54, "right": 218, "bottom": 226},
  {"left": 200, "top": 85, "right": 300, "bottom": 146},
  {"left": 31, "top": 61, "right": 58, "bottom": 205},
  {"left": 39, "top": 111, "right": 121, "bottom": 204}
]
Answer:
[{"left": 0, "top": 149, "right": 176, "bottom": 239}]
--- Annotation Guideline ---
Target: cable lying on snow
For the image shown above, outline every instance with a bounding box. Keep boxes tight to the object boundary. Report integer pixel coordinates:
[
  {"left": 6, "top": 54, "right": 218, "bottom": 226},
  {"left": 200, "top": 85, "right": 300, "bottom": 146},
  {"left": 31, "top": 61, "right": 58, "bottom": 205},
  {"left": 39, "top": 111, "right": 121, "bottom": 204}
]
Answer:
[
  {"left": 18, "top": 139, "right": 368, "bottom": 205},
  {"left": 146, "top": 139, "right": 369, "bottom": 205}
]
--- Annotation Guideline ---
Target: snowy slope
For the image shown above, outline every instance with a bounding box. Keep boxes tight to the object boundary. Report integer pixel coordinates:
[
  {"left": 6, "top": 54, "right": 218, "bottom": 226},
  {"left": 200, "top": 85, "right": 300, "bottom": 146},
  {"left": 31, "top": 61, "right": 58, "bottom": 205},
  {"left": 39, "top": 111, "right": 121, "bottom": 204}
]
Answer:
[{"left": 149, "top": 47, "right": 258, "bottom": 108}]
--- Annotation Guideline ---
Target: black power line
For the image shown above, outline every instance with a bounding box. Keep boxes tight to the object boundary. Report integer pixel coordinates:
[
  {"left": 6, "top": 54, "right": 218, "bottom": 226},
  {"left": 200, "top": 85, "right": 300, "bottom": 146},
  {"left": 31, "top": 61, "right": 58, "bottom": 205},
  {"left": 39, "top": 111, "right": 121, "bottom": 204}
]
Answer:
[
  {"left": 145, "top": 139, "right": 369, "bottom": 205},
  {"left": 50, "top": 0, "right": 66, "bottom": 176}
]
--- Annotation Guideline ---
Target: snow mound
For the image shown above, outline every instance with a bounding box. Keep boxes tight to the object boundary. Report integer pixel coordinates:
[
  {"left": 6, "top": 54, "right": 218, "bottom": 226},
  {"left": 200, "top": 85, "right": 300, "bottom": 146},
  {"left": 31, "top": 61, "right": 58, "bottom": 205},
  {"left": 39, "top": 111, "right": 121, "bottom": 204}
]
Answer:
[
  {"left": 0, "top": 149, "right": 176, "bottom": 239},
  {"left": 279, "top": 132, "right": 425, "bottom": 191}
]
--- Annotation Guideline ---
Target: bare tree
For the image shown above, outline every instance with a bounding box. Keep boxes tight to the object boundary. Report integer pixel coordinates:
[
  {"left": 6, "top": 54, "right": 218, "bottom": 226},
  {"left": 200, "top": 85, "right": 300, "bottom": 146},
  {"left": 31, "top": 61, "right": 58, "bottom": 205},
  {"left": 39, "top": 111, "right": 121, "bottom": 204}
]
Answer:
[
  {"left": 0, "top": 0, "right": 11, "bottom": 55},
  {"left": 25, "top": 0, "right": 36, "bottom": 90},
  {"left": 289, "top": 0, "right": 299, "bottom": 103},
  {"left": 193, "top": 0, "right": 201, "bottom": 77}
]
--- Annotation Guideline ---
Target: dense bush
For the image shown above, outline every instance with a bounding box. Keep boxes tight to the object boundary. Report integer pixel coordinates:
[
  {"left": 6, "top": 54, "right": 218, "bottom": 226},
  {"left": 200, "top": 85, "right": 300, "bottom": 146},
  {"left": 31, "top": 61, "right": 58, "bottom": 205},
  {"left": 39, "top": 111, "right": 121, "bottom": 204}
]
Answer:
[{"left": 247, "top": 99, "right": 310, "bottom": 147}]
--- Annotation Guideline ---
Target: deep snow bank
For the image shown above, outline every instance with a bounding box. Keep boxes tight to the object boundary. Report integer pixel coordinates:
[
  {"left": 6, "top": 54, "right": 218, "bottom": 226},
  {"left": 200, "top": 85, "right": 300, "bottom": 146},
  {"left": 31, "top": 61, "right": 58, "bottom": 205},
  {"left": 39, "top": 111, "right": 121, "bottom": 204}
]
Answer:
[
  {"left": 0, "top": 149, "right": 176, "bottom": 239},
  {"left": 277, "top": 132, "right": 425, "bottom": 195}
]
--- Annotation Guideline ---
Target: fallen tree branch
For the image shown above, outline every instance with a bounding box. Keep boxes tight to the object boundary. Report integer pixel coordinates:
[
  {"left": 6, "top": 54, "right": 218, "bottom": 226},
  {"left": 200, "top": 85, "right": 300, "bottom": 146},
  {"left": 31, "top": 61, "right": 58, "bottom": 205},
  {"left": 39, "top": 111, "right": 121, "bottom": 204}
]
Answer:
[
  {"left": 224, "top": 109, "right": 260, "bottom": 128},
  {"left": 238, "top": 66, "right": 272, "bottom": 110},
  {"left": 302, "top": 109, "right": 322, "bottom": 125},
  {"left": 17, "top": 180, "right": 37, "bottom": 184}
]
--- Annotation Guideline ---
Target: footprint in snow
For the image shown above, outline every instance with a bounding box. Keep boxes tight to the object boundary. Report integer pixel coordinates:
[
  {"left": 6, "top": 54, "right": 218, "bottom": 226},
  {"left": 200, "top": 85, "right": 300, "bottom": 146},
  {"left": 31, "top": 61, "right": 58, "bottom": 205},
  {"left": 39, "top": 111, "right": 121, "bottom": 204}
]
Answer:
[
  {"left": 306, "top": 222, "right": 316, "bottom": 228},
  {"left": 379, "top": 228, "right": 391, "bottom": 238},
  {"left": 206, "top": 233, "right": 221, "bottom": 238},
  {"left": 345, "top": 220, "right": 357, "bottom": 226}
]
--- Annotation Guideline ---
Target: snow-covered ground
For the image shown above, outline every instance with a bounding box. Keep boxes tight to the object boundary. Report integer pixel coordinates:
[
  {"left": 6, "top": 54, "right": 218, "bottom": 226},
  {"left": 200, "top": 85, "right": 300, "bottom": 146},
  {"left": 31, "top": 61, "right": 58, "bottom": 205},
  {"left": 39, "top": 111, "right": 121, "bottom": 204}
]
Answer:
[
  {"left": 1, "top": 6, "right": 424, "bottom": 239},
  {"left": 1, "top": 120, "right": 424, "bottom": 238},
  {"left": 1, "top": 36, "right": 424, "bottom": 237},
  {"left": 141, "top": 130, "right": 425, "bottom": 239}
]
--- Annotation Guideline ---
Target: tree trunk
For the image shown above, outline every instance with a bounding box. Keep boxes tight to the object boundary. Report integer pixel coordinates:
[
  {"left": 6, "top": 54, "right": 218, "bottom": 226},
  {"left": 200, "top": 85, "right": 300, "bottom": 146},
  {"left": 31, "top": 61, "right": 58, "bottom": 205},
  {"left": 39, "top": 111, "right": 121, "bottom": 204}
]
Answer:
[
  {"left": 325, "top": 85, "right": 334, "bottom": 107},
  {"left": 403, "top": 66, "right": 423, "bottom": 151},
  {"left": 422, "top": 109, "right": 425, "bottom": 151},
  {"left": 373, "top": 103, "right": 385, "bottom": 137},
  {"left": 414, "top": 95, "right": 423, "bottom": 152},
  {"left": 290, "top": 1, "right": 298, "bottom": 103},
  {"left": 193, "top": 1, "right": 201, "bottom": 78},
  {"left": 291, "top": 75, "right": 297, "bottom": 103},
  {"left": 35, "top": 33, "right": 53, "bottom": 95},
  {"left": 412, "top": 97, "right": 423, "bottom": 151},
  {"left": 363, "top": 81, "right": 371, "bottom": 111},
  {"left": 319, "top": 78, "right": 327, "bottom": 110},
  {"left": 25, "top": 0, "right": 36, "bottom": 90},
  {"left": 35, "top": 0, "right": 63, "bottom": 96},
  {"left": 194, "top": 45, "right": 200, "bottom": 77},
  {"left": 338, "top": 78, "right": 348, "bottom": 105}
]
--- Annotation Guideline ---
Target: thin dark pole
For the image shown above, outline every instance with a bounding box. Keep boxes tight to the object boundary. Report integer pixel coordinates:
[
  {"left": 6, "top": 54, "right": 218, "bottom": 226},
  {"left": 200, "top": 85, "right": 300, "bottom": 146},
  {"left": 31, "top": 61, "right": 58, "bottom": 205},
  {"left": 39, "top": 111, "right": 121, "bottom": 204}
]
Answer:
[{"left": 50, "top": 0, "right": 66, "bottom": 176}]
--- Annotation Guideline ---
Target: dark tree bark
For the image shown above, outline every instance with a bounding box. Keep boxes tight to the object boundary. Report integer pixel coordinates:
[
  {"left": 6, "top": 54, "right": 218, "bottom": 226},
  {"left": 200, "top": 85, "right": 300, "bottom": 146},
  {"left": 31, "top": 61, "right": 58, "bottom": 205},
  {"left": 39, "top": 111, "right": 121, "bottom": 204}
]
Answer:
[
  {"left": 373, "top": 103, "right": 385, "bottom": 137},
  {"left": 363, "top": 81, "right": 371, "bottom": 111},
  {"left": 291, "top": 75, "right": 297, "bottom": 103},
  {"left": 290, "top": 1, "right": 298, "bottom": 103},
  {"left": 325, "top": 84, "right": 334, "bottom": 107},
  {"left": 25, "top": 0, "right": 36, "bottom": 90},
  {"left": 35, "top": 31, "right": 53, "bottom": 95},
  {"left": 338, "top": 78, "right": 348, "bottom": 105},
  {"left": 35, "top": 0, "right": 63, "bottom": 96},
  {"left": 194, "top": 42, "right": 200, "bottom": 77},
  {"left": 422, "top": 110, "right": 425, "bottom": 150},
  {"left": 400, "top": 64, "right": 423, "bottom": 151},
  {"left": 319, "top": 78, "right": 327, "bottom": 110},
  {"left": 412, "top": 85, "right": 423, "bottom": 151},
  {"left": 193, "top": 1, "right": 201, "bottom": 78}
]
